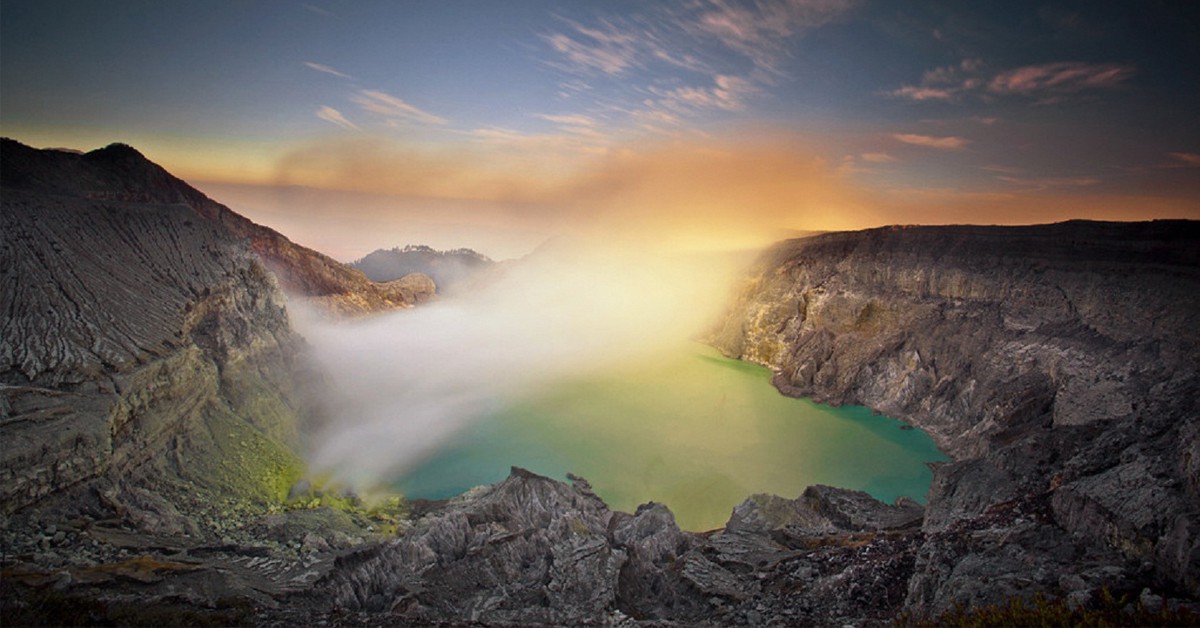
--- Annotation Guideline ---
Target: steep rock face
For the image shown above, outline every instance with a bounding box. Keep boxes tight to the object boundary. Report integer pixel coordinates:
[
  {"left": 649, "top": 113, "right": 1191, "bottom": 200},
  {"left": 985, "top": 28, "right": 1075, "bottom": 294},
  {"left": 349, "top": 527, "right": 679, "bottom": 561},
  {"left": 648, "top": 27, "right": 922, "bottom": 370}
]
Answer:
[
  {"left": 1, "top": 139, "right": 433, "bottom": 316},
  {"left": 0, "top": 140, "right": 338, "bottom": 520},
  {"left": 708, "top": 221, "right": 1200, "bottom": 609}
]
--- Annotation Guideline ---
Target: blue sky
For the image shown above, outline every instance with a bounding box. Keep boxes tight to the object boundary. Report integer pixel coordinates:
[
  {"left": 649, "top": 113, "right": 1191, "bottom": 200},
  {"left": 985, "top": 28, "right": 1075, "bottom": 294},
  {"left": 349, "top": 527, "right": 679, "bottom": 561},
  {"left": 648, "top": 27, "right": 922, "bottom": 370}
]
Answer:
[{"left": 3, "top": 0, "right": 1198, "bottom": 258}]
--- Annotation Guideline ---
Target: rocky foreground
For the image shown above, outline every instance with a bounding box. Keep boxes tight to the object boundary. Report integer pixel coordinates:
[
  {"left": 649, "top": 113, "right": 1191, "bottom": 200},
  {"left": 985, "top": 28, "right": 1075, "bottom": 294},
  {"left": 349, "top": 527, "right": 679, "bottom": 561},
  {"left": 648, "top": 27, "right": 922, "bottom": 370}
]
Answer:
[{"left": 2, "top": 139, "right": 1199, "bottom": 625}]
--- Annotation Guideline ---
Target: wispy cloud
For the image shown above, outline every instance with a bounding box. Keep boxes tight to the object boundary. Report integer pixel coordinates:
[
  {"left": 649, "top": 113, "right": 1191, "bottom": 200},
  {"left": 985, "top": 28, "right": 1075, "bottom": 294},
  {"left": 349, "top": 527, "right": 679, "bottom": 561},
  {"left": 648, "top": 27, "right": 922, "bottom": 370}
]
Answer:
[
  {"left": 861, "top": 152, "right": 897, "bottom": 163},
  {"left": 889, "top": 59, "right": 1134, "bottom": 104},
  {"left": 980, "top": 164, "right": 1023, "bottom": 174},
  {"left": 467, "top": 126, "right": 610, "bottom": 157},
  {"left": 316, "top": 106, "right": 358, "bottom": 130},
  {"left": 995, "top": 175, "right": 1101, "bottom": 190},
  {"left": 538, "top": 113, "right": 597, "bottom": 127},
  {"left": 690, "top": 0, "right": 855, "bottom": 73},
  {"left": 893, "top": 133, "right": 970, "bottom": 150},
  {"left": 542, "top": 20, "right": 640, "bottom": 76},
  {"left": 886, "top": 58, "right": 982, "bottom": 102},
  {"left": 352, "top": 90, "right": 448, "bottom": 125},
  {"left": 651, "top": 74, "right": 757, "bottom": 113},
  {"left": 304, "top": 61, "right": 354, "bottom": 80},
  {"left": 539, "top": 1, "right": 852, "bottom": 133},
  {"left": 536, "top": 113, "right": 607, "bottom": 141},
  {"left": 889, "top": 85, "right": 959, "bottom": 102},
  {"left": 1169, "top": 152, "right": 1200, "bottom": 167},
  {"left": 989, "top": 62, "right": 1133, "bottom": 95},
  {"left": 302, "top": 3, "right": 333, "bottom": 17}
]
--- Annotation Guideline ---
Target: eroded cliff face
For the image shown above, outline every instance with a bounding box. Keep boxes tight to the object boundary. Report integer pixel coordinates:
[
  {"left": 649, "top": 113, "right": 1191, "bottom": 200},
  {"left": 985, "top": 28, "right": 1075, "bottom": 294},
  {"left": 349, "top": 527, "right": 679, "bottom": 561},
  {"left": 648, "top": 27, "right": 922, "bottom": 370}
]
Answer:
[
  {"left": 0, "top": 184, "right": 310, "bottom": 517},
  {"left": 0, "top": 142, "right": 397, "bottom": 619},
  {"left": 708, "top": 221, "right": 1200, "bottom": 610}
]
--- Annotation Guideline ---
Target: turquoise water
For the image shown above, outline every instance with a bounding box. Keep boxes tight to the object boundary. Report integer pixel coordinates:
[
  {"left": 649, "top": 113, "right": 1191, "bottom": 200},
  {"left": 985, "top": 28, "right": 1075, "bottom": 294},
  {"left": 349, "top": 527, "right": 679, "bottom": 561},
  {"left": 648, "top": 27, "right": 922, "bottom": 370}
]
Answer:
[{"left": 393, "top": 344, "right": 948, "bottom": 531}]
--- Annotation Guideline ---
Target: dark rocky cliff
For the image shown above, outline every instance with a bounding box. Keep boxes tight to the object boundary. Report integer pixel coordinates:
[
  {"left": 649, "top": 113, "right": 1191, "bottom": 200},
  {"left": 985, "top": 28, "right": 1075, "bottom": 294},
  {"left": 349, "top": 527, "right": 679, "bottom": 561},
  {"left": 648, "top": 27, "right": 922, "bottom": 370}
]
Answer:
[{"left": 709, "top": 221, "right": 1200, "bottom": 612}]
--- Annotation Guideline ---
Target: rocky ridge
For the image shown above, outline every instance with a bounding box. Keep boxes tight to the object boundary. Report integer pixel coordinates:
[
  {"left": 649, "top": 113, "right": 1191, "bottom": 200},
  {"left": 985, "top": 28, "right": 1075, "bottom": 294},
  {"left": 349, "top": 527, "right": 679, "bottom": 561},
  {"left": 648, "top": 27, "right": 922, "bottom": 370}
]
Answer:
[
  {"left": 708, "top": 221, "right": 1200, "bottom": 612},
  {"left": 1, "top": 140, "right": 404, "bottom": 620},
  {"left": 302, "top": 468, "right": 928, "bottom": 626},
  {"left": 1, "top": 139, "right": 434, "bottom": 317},
  {"left": 352, "top": 244, "right": 494, "bottom": 295}
]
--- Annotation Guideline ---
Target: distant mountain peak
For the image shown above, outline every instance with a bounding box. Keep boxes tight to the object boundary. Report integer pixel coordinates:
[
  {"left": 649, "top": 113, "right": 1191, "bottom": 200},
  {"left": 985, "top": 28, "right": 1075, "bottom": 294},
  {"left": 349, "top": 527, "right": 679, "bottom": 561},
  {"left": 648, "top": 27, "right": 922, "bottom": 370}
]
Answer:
[{"left": 352, "top": 245, "right": 494, "bottom": 290}]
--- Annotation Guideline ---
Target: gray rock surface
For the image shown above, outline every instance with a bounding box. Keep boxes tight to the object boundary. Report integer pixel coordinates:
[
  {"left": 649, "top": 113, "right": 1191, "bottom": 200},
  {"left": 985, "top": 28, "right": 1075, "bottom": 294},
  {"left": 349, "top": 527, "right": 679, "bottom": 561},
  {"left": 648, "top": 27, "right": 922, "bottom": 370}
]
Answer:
[
  {"left": 307, "top": 467, "right": 929, "bottom": 625},
  {"left": 1, "top": 139, "right": 395, "bottom": 618},
  {"left": 708, "top": 221, "right": 1200, "bottom": 611}
]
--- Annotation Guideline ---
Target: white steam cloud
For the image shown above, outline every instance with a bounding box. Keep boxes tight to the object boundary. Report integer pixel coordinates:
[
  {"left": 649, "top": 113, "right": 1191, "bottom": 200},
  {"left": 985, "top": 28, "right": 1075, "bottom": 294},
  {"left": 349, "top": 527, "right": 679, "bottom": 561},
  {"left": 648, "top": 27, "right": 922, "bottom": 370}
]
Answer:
[{"left": 294, "top": 239, "right": 747, "bottom": 490}]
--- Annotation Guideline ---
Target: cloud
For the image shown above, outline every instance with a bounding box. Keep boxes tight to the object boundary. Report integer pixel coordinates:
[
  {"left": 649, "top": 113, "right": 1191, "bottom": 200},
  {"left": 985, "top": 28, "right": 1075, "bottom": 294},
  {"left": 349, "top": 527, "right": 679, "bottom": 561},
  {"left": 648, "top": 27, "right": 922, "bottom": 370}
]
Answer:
[
  {"left": 304, "top": 61, "right": 354, "bottom": 80},
  {"left": 467, "top": 126, "right": 609, "bottom": 156},
  {"left": 691, "top": 0, "right": 855, "bottom": 72},
  {"left": 302, "top": 3, "right": 333, "bottom": 17},
  {"left": 980, "top": 164, "right": 1023, "bottom": 174},
  {"left": 861, "top": 152, "right": 896, "bottom": 163},
  {"left": 892, "top": 133, "right": 970, "bottom": 150},
  {"left": 538, "top": 113, "right": 597, "bottom": 127},
  {"left": 651, "top": 74, "right": 758, "bottom": 114},
  {"left": 538, "top": 1, "right": 851, "bottom": 135},
  {"left": 888, "top": 85, "right": 958, "bottom": 102},
  {"left": 264, "top": 133, "right": 879, "bottom": 250},
  {"left": 352, "top": 89, "right": 448, "bottom": 125},
  {"left": 315, "top": 106, "right": 358, "bottom": 130},
  {"left": 988, "top": 62, "right": 1134, "bottom": 95},
  {"left": 542, "top": 21, "right": 639, "bottom": 76},
  {"left": 889, "top": 59, "right": 1133, "bottom": 104},
  {"left": 887, "top": 58, "right": 982, "bottom": 102},
  {"left": 1170, "top": 152, "right": 1200, "bottom": 167},
  {"left": 995, "top": 175, "right": 1101, "bottom": 190}
]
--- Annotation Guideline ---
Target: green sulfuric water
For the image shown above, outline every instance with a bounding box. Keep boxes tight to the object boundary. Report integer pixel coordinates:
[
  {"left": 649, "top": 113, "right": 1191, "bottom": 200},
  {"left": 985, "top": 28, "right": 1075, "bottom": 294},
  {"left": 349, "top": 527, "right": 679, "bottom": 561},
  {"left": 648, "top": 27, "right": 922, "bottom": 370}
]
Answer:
[{"left": 393, "top": 343, "right": 948, "bottom": 531}]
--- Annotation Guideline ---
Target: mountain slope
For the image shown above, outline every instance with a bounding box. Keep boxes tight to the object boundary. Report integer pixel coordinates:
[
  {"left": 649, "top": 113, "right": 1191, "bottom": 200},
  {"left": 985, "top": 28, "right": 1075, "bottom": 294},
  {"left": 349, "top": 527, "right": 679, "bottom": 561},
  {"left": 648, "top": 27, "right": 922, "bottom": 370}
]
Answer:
[{"left": 1, "top": 139, "right": 434, "bottom": 316}]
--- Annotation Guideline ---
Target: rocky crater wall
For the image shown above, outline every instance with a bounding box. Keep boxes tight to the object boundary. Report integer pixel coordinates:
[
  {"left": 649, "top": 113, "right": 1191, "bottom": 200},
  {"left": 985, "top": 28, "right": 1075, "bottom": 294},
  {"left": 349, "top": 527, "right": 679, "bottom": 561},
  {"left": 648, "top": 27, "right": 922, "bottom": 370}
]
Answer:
[
  {"left": 708, "top": 221, "right": 1200, "bottom": 607},
  {"left": 1, "top": 169, "right": 312, "bottom": 518}
]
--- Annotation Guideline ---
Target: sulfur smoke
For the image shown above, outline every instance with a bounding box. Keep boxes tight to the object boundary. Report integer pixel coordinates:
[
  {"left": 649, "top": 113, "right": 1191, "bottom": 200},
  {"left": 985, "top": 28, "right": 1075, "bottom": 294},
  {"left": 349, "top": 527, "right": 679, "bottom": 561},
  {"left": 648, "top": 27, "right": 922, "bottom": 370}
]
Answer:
[{"left": 293, "top": 238, "right": 749, "bottom": 491}]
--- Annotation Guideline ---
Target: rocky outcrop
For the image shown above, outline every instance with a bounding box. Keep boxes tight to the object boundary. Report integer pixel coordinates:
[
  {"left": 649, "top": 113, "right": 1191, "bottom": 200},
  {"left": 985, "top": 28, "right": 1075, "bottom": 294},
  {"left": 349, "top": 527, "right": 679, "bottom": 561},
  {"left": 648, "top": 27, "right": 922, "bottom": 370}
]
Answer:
[
  {"left": 1, "top": 139, "right": 434, "bottom": 316},
  {"left": 708, "top": 221, "right": 1200, "bottom": 611},
  {"left": 0, "top": 139, "right": 344, "bottom": 511},
  {"left": 352, "top": 244, "right": 493, "bottom": 295},
  {"left": 308, "top": 468, "right": 930, "bottom": 625},
  {"left": 1, "top": 188, "right": 305, "bottom": 512}
]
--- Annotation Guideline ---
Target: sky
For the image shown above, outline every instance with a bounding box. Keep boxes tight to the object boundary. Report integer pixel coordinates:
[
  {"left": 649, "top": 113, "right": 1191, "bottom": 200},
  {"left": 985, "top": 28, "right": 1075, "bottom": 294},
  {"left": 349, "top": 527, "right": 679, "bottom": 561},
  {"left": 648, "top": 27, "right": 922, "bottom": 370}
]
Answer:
[{"left": 3, "top": 0, "right": 1199, "bottom": 259}]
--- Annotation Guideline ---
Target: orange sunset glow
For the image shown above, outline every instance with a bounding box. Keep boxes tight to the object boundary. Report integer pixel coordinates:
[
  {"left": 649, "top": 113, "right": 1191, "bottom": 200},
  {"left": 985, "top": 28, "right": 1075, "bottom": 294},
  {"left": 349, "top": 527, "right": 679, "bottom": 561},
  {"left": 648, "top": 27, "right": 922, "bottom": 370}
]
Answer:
[{"left": 3, "top": 1, "right": 1197, "bottom": 260}]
